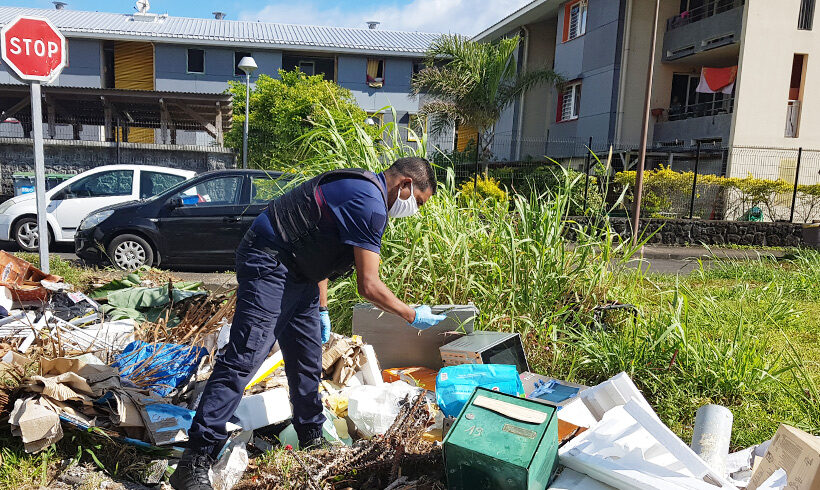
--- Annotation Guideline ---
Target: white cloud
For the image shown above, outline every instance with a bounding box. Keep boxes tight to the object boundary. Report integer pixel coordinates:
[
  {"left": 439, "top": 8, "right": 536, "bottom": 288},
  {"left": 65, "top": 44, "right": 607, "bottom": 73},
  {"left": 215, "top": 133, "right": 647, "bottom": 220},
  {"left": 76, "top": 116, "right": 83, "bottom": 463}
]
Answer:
[{"left": 238, "top": 0, "right": 531, "bottom": 36}]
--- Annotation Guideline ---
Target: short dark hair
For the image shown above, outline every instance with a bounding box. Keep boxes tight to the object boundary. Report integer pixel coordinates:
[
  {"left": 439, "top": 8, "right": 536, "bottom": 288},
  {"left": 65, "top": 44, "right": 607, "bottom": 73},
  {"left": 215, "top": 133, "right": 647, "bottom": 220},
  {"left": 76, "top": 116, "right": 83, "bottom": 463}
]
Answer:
[{"left": 386, "top": 157, "right": 437, "bottom": 194}]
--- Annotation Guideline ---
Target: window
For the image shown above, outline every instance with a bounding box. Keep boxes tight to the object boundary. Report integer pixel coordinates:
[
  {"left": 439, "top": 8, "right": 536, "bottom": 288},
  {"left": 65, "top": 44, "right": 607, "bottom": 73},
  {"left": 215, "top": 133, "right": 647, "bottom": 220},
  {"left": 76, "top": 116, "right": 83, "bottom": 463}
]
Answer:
[
  {"left": 62, "top": 170, "right": 134, "bottom": 199},
  {"left": 786, "top": 54, "right": 806, "bottom": 138},
  {"left": 187, "top": 49, "right": 205, "bottom": 74},
  {"left": 557, "top": 82, "right": 581, "bottom": 122},
  {"left": 250, "top": 175, "right": 292, "bottom": 204},
  {"left": 367, "top": 112, "right": 384, "bottom": 127},
  {"left": 298, "top": 61, "right": 315, "bottom": 76},
  {"left": 140, "top": 171, "right": 188, "bottom": 199},
  {"left": 412, "top": 61, "right": 424, "bottom": 75},
  {"left": 563, "top": 0, "right": 587, "bottom": 42},
  {"left": 799, "top": 0, "right": 816, "bottom": 30},
  {"left": 174, "top": 176, "right": 242, "bottom": 206},
  {"left": 234, "top": 51, "right": 251, "bottom": 76},
  {"left": 366, "top": 59, "right": 385, "bottom": 88}
]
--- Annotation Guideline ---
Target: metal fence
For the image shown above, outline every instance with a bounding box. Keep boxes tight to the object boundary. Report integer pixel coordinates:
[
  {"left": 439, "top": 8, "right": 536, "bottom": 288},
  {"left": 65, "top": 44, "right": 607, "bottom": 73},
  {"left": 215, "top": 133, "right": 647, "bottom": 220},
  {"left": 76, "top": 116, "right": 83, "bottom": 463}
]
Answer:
[{"left": 430, "top": 134, "right": 820, "bottom": 224}]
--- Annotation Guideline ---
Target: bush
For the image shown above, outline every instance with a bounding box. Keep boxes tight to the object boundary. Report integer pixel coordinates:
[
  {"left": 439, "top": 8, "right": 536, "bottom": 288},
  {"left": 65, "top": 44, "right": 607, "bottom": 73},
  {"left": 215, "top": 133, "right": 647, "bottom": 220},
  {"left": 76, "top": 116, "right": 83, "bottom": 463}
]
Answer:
[
  {"left": 226, "top": 70, "right": 378, "bottom": 170},
  {"left": 458, "top": 176, "right": 507, "bottom": 207},
  {"left": 493, "top": 163, "right": 604, "bottom": 215}
]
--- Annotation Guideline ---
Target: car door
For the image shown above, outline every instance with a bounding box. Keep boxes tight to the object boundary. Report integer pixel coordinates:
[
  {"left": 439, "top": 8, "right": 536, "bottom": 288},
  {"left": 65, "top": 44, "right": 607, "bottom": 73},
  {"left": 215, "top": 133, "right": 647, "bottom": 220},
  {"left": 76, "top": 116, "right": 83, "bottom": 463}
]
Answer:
[
  {"left": 239, "top": 173, "right": 293, "bottom": 241},
  {"left": 156, "top": 175, "right": 245, "bottom": 266},
  {"left": 48, "top": 169, "right": 136, "bottom": 240}
]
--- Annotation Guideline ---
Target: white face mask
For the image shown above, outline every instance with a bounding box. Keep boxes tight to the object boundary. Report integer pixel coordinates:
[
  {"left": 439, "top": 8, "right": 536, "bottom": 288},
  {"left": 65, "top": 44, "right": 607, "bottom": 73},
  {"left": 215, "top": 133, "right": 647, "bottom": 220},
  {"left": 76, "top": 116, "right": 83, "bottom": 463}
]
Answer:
[{"left": 388, "top": 182, "right": 419, "bottom": 218}]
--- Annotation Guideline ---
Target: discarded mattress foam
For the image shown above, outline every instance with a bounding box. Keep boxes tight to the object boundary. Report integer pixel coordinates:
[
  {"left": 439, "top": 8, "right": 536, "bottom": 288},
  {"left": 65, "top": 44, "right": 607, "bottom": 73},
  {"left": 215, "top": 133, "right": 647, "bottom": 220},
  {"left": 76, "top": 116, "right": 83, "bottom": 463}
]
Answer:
[{"left": 559, "top": 399, "right": 738, "bottom": 490}]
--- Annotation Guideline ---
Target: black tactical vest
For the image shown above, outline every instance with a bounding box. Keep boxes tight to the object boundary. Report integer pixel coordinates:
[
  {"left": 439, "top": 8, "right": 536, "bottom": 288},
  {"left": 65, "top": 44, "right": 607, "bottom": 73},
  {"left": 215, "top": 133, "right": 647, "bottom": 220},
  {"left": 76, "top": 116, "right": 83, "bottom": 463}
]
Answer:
[{"left": 267, "top": 169, "right": 388, "bottom": 283}]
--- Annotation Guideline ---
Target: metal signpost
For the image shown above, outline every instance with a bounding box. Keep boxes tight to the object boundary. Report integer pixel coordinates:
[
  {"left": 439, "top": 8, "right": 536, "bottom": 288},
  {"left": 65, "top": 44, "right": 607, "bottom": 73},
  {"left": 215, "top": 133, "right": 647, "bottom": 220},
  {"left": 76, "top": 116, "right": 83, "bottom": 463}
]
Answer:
[{"left": 1, "top": 16, "right": 67, "bottom": 273}]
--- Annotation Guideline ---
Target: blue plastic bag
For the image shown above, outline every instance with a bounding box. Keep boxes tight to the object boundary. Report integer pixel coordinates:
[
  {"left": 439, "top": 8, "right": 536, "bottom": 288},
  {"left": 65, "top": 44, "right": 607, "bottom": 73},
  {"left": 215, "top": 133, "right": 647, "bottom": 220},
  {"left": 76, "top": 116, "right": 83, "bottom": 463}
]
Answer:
[
  {"left": 112, "top": 341, "right": 207, "bottom": 397},
  {"left": 435, "top": 364, "right": 525, "bottom": 417}
]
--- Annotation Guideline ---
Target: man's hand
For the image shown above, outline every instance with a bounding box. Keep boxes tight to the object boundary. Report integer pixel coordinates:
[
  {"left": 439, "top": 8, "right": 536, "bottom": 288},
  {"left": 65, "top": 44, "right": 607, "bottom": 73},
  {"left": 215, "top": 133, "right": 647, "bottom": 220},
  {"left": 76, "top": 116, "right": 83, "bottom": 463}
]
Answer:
[
  {"left": 320, "top": 310, "right": 331, "bottom": 344},
  {"left": 353, "top": 247, "right": 416, "bottom": 323},
  {"left": 410, "top": 305, "right": 447, "bottom": 330}
]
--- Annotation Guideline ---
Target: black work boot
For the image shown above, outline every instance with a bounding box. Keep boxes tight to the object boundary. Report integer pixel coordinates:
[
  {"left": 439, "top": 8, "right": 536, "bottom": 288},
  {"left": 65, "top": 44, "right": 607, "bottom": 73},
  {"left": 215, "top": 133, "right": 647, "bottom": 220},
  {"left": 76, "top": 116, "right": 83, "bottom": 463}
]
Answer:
[
  {"left": 169, "top": 449, "right": 214, "bottom": 490},
  {"left": 297, "top": 426, "right": 332, "bottom": 451}
]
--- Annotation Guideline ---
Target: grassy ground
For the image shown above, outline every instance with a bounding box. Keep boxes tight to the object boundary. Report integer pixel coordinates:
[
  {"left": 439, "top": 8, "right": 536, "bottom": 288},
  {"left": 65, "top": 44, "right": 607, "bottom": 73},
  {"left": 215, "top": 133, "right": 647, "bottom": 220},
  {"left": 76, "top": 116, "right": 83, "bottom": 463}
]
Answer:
[{"left": 1, "top": 251, "right": 818, "bottom": 487}]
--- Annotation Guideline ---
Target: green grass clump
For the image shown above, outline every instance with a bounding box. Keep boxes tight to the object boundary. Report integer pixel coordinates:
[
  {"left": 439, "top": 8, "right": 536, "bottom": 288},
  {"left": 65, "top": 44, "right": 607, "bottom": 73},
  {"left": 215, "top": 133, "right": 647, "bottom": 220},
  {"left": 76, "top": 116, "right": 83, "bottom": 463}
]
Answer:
[{"left": 14, "top": 252, "right": 94, "bottom": 292}]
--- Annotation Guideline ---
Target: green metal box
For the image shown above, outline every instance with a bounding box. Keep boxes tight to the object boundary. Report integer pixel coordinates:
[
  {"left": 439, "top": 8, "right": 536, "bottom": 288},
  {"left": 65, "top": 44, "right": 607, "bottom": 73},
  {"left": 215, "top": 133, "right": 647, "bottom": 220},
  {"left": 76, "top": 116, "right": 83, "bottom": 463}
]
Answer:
[{"left": 443, "top": 387, "right": 559, "bottom": 490}]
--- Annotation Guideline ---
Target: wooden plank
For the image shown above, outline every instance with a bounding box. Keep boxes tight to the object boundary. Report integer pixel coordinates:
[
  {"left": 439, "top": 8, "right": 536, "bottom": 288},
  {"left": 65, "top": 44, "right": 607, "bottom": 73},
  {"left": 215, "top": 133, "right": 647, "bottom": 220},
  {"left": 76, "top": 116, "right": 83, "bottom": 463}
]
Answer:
[{"left": 174, "top": 101, "right": 218, "bottom": 139}]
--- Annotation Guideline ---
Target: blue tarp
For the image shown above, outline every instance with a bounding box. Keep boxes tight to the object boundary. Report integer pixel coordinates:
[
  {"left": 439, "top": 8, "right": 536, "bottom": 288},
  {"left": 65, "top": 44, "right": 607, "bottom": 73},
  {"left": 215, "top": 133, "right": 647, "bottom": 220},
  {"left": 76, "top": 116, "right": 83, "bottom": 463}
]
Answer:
[{"left": 112, "top": 341, "right": 207, "bottom": 397}]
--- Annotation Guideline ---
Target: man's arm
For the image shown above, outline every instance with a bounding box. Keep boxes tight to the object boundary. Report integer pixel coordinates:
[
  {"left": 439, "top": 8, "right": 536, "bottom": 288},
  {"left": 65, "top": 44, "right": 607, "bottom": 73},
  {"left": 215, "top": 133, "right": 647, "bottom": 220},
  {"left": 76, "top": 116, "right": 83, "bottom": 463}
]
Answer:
[
  {"left": 353, "top": 247, "right": 416, "bottom": 323},
  {"left": 318, "top": 279, "right": 329, "bottom": 308}
]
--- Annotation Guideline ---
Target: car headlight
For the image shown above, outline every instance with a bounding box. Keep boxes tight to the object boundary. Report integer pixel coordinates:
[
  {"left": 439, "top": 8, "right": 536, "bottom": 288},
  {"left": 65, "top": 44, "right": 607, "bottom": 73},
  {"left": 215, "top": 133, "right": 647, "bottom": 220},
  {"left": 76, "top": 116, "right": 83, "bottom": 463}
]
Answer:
[
  {"left": 0, "top": 198, "right": 17, "bottom": 214},
  {"left": 78, "top": 210, "right": 114, "bottom": 231}
]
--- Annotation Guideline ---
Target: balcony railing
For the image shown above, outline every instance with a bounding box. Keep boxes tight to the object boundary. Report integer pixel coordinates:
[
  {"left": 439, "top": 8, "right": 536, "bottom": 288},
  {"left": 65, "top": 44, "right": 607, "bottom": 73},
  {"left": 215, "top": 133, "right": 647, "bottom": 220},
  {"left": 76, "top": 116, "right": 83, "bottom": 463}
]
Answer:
[
  {"left": 785, "top": 100, "right": 801, "bottom": 138},
  {"left": 667, "top": 97, "right": 735, "bottom": 122},
  {"left": 667, "top": 0, "right": 745, "bottom": 31}
]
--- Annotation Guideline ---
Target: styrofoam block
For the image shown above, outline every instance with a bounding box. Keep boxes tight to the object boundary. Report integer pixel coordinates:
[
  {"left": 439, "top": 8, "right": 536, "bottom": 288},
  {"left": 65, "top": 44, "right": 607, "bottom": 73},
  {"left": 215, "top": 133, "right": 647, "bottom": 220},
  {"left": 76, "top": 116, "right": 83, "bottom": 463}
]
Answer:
[
  {"left": 549, "top": 468, "right": 616, "bottom": 489},
  {"left": 557, "top": 397, "right": 598, "bottom": 429},
  {"left": 559, "top": 400, "right": 737, "bottom": 490},
  {"left": 230, "top": 388, "right": 291, "bottom": 431},
  {"left": 358, "top": 345, "right": 383, "bottom": 386},
  {"left": 579, "top": 372, "right": 655, "bottom": 422}
]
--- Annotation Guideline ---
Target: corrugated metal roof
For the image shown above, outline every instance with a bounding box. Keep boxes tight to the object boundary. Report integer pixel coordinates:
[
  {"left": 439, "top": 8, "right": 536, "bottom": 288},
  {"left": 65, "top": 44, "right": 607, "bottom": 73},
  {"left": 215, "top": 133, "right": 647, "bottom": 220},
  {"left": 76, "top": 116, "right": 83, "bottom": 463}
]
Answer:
[{"left": 0, "top": 6, "right": 439, "bottom": 56}]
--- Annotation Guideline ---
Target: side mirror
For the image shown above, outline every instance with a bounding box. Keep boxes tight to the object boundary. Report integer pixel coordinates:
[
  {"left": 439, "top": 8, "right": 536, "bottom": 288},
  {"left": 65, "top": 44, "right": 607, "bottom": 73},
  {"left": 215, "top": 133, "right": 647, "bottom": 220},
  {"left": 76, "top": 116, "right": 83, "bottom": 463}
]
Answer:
[
  {"left": 167, "top": 197, "right": 183, "bottom": 209},
  {"left": 51, "top": 191, "right": 66, "bottom": 201}
]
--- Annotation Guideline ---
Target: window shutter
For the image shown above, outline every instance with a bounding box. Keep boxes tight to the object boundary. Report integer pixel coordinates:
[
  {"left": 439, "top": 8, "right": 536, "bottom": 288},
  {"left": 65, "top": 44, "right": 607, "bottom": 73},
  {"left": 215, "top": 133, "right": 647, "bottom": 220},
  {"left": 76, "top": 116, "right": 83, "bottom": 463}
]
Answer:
[{"left": 556, "top": 89, "right": 565, "bottom": 122}]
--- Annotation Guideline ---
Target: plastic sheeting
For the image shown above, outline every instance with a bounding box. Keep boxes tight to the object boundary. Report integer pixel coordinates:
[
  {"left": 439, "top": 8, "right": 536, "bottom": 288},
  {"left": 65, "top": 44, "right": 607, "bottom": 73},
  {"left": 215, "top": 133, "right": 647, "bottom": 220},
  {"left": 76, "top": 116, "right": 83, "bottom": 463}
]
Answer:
[{"left": 112, "top": 341, "right": 207, "bottom": 397}]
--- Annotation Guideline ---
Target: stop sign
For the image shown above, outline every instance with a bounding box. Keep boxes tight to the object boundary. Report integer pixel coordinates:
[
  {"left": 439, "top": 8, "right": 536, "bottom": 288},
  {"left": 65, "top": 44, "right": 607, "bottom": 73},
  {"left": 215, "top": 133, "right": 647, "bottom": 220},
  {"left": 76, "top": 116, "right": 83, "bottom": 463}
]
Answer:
[{"left": 1, "top": 16, "right": 66, "bottom": 82}]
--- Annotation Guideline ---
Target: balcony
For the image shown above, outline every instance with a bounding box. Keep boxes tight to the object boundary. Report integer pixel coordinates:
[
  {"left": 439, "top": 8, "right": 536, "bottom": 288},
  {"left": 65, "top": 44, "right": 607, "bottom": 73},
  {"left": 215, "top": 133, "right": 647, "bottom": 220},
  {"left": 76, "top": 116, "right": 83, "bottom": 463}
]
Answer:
[
  {"left": 663, "top": 0, "right": 745, "bottom": 62},
  {"left": 653, "top": 98, "right": 734, "bottom": 145}
]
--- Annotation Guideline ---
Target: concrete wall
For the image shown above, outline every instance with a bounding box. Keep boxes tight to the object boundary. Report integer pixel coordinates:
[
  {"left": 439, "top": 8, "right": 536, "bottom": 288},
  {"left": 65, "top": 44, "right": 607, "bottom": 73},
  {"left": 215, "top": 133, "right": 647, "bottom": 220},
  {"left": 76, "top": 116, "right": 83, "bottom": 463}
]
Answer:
[
  {"left": 731, "top": 1, "right": 820, "bottom": 151},
  {"left": 549, "top": 0, "right": 624, "bottom": 145},
  {"left": 653, "top": 112, "right": 733, "bottom": 144},
  {"left": 0, "top": 37, "right": 102, "bottom": 88},
  {"left": 338, "top": 56, "right": 419, "bottom": 113},
  {"left": 520, "top": 19, "right": 558, "bottom": 145},
  {"left": 154, "top": 44, "right": 282, "bottom": 93},
  {"left": 0, "top": 138, "right": 235, "bottom": 199}
]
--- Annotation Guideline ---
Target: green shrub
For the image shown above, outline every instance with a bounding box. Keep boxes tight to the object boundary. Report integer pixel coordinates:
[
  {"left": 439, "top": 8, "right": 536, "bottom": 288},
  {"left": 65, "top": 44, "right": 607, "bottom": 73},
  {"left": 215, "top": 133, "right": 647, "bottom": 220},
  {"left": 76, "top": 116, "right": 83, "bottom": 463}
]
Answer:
[{"left": 458, "top": 176, "right": 508, "bottom": 207}]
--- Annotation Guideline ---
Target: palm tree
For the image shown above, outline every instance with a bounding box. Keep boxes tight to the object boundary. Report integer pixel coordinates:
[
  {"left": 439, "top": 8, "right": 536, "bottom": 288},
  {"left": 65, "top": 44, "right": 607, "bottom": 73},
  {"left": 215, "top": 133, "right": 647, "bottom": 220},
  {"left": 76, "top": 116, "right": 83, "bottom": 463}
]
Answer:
[{"left": 411, "top": 34, "right": 563, "bottom": 162}]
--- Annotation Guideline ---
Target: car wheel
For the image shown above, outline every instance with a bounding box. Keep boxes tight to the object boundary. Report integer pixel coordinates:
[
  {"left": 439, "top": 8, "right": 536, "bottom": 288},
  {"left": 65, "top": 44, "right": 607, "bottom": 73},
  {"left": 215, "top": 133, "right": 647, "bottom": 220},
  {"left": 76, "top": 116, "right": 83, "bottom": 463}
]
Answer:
[
  {"left": 107, "top": 234, "right": 154, "bottom": 271},
  {"left": 13, "top": 217, "right": 47, "bottom": 252}
]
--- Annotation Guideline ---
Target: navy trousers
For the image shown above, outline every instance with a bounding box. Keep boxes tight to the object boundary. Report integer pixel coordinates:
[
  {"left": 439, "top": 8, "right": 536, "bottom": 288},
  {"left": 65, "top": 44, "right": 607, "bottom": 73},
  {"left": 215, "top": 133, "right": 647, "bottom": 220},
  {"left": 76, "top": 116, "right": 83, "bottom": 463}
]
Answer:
[{"left": 187, "top": 232, "right": 326, "bottom": 457}]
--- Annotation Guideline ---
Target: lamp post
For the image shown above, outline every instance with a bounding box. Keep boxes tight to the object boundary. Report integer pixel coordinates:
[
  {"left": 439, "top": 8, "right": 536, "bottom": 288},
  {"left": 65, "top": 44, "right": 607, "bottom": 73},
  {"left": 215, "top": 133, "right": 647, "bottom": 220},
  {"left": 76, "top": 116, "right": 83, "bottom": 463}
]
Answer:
[{"left": 238, "top": 56, "right": 257, "bottom": 169}]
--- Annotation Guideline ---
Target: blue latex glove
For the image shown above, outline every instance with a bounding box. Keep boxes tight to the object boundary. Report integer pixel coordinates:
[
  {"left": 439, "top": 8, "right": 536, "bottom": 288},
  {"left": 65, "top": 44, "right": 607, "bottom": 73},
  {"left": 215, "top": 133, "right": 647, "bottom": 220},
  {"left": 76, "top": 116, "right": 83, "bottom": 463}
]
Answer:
[
  {"left": 320, "top": 310, "right": 331, "bottom": 344},
  {"left": 528, "top": 379, "right": 556, "bottom": 400},
  {"left": 410, "top": 305, "right": 447, "bottom": 330}
]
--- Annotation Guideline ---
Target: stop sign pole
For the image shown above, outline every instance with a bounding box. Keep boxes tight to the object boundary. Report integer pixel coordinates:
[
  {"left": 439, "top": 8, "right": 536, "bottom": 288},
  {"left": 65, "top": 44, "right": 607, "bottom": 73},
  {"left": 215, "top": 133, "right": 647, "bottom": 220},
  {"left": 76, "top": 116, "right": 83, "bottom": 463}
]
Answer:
[{"left": 1, "top": 16, "right": 67, "bottom": 273}]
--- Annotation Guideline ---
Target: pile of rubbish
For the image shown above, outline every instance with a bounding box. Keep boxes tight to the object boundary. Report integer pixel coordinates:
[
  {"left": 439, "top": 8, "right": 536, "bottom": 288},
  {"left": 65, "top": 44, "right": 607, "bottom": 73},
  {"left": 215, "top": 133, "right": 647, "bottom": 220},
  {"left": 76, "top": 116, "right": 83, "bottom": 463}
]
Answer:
[{"left": 1, "top": 251, "right": 817, "bottom": 490}]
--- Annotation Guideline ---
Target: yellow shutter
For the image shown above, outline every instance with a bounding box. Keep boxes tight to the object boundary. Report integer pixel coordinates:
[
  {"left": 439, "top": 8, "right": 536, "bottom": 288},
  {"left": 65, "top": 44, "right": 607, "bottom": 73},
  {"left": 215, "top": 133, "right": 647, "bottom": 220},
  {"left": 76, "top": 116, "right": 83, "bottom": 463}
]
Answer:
[
  {"left": 114, "top": 41, "right": 155, "bottom": 143},
  {"left": 456, "top": 124, "right": 478, "bottom": 152}
]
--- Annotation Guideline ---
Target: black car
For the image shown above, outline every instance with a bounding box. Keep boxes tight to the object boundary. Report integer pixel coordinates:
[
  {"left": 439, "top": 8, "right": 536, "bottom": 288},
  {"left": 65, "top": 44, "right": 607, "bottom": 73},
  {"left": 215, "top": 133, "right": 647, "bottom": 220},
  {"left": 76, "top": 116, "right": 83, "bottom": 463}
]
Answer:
[{"left": 75, "top": 169, "right": 291, "bottom": 270}]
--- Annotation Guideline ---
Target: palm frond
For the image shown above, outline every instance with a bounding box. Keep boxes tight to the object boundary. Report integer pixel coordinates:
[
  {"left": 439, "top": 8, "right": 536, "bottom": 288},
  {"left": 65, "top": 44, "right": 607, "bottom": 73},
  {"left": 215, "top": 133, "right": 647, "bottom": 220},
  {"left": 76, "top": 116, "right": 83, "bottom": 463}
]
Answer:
[{"left": 497, "top": 68, "right": 565, "bottom": 108}]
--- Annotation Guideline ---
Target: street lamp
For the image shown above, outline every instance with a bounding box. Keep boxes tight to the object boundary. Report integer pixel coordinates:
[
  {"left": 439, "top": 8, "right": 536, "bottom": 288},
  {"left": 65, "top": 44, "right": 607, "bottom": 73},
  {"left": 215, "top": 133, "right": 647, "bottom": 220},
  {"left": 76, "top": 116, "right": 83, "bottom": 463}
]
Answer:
[{"left": 238, "top": 56, "right": 257, "bottom": 169}]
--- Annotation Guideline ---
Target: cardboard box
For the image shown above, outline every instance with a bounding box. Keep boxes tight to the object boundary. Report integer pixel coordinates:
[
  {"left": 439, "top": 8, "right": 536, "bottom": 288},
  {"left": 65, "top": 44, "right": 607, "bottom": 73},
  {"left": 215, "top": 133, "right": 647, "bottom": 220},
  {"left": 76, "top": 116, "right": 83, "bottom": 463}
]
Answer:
[
  {"left": 440, "top": 331, "right": 529, "bottom": 374},
  {"left": 352, "top": 304, "right": 477, "bottom": 369},
  {"left": 748, "top": 424, "right": 820, "bottom": 490},
  {"left": 444, "top": 387, "right": 559, "bottom": 490}
]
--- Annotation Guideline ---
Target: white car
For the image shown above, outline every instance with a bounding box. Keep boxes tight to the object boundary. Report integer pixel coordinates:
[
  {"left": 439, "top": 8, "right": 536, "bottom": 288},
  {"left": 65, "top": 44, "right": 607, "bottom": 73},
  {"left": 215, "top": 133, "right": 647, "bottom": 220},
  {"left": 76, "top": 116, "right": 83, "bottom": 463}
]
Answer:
[{"left": 0, "top": 165, "right": 196, "bottom": 252}]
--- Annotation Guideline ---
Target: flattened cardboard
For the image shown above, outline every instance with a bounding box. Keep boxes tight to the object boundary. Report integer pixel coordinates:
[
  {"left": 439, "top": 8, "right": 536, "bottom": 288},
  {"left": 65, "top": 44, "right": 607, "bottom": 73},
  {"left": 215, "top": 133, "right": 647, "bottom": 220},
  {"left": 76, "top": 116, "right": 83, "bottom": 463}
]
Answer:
[{"left": 748, "top": 424, "right": 820, "bottom": 490}]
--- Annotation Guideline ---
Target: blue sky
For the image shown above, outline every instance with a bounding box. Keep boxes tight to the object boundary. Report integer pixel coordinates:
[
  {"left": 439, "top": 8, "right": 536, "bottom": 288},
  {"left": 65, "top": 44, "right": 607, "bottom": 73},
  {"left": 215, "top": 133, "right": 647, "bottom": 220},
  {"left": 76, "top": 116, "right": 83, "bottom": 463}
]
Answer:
[{"left": 10, "top": 0, "right": 530, "bottom": 35}]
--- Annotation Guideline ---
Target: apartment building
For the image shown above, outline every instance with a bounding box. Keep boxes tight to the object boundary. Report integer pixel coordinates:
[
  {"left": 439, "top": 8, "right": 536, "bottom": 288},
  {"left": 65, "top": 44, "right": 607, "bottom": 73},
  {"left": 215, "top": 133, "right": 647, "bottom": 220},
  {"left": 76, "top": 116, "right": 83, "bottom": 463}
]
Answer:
[
  {"left": 0, "top": 5, "right": 437, "bottom": 146},
  {"left": 476, "top": 0, "right": 820, "bottom": 180}
]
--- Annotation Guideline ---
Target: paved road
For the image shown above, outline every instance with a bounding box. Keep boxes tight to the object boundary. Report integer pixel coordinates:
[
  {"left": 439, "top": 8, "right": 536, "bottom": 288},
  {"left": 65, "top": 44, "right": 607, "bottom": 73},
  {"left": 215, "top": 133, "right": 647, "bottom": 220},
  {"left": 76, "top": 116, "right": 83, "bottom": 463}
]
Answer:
[{"left": 3, "top": 241, "right": 776, "bottom": 289}]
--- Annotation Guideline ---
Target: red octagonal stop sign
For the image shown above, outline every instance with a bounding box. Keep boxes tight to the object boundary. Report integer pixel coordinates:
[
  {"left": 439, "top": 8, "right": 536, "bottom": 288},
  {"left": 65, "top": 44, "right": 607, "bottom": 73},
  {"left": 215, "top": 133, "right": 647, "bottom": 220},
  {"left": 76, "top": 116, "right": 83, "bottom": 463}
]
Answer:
[{"left": 1, "top": 16, "right": 66, "bottom": 82}]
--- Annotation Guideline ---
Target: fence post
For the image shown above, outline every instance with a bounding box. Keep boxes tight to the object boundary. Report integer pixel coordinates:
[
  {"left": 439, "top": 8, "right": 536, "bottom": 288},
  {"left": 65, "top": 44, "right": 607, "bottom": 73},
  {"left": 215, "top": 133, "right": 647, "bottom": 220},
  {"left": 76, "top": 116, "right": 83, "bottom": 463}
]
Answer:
[
  {"left": 689, "top": 140, "right": 702, "bottom": 219},
  {"left": 474, "top": 132, "right": 481, "bottom": 187},
  {"left": 583, "top": 136, "right": 593, "bottom": 213},
  {"left": 790, "top": 147, "right": 803, "bottom": 223},
  {"left": 115, "top": 116, "right": 121, "bottom": 165}
]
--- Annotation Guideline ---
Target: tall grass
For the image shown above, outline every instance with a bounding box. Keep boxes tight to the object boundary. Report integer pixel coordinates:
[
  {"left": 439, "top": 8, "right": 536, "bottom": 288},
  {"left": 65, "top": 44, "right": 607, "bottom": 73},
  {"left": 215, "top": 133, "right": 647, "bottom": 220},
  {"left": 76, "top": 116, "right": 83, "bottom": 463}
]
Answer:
[{"left": 300, "top": 107, "right": 819, "bottom": 448}]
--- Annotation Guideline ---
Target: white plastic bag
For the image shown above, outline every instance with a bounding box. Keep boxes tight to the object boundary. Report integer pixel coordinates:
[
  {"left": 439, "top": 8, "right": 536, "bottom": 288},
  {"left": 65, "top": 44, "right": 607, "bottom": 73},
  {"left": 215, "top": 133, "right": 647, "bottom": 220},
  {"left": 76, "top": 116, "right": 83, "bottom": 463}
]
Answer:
[
  {"left": 210, "top": 441, "right": 248, "bottom": 490},
  {"left": 346, "top": 381, "right": 422, "bottom": 438}
]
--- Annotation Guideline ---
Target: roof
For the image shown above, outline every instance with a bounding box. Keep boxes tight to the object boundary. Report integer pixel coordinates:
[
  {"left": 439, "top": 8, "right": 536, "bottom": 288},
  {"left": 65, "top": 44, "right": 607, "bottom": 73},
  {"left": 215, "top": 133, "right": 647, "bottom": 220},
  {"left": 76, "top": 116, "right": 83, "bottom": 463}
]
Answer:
[
  {"left": 474, "top": 0, "right": 561, "bottom": 42},
  {"left": 0, "top": 7, "right": 439, "bottom": 57}
]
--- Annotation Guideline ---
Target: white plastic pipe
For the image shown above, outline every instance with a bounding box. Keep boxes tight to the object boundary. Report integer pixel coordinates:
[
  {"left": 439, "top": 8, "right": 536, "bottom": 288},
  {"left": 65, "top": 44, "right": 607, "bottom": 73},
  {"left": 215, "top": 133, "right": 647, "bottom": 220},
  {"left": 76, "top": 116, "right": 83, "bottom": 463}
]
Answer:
[{"left": 690, "top": 404, "right": 733, "bottom": 476}]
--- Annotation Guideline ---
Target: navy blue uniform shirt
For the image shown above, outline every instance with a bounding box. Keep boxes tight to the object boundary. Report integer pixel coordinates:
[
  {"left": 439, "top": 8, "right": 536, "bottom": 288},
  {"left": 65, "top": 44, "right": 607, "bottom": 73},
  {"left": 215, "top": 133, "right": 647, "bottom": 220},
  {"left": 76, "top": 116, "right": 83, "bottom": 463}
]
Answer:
[{"left": 250, "top": 172, "right": 388, "bottom": 254}]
